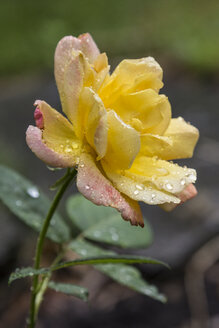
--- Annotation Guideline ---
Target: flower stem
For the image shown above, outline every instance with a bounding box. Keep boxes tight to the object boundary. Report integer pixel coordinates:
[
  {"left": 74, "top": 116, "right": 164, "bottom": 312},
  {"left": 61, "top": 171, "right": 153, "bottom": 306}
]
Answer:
[{"left": 28, "top": 168, "right": 77, "bottom": 328}]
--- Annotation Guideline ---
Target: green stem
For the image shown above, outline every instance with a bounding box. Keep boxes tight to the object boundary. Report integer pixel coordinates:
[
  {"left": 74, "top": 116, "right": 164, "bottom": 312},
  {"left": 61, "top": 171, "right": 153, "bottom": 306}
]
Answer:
[{"left": 28, "top": 169, "right": 76, "bottom": 328}]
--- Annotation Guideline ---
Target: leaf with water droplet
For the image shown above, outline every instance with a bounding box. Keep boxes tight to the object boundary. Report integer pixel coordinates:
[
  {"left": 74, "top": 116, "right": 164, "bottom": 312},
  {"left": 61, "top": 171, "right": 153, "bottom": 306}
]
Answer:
[
  {"left": 48, "top": 281, "right": 88, "bottom": 301},
  {"left": 66, "top": 194, "right": 153, "bottom": 248},
  {"left": 0, "top": 165, "right": 70, "bottom": 243},
  {"left": 69, "top": 239, "right": 167, "bottom": 303}
]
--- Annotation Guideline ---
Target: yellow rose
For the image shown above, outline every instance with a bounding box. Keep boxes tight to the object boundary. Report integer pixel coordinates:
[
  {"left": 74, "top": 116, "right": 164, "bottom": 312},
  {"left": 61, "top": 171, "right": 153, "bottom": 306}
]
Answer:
[{"left": 26, "top": 33, "right": 199, "bottom": 227}]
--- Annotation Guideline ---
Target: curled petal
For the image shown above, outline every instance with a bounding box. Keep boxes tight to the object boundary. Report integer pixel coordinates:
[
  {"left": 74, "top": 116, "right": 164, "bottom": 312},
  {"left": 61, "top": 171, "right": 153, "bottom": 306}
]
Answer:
[
  {"left": 140, "top": 134, "right": 172, "bottom": 157},
  {"left": 102, "top": 160, "right": 180, "bottom": 205},
  {"left": 102, "top": 155, "right": 197, "bottom": 206},
  {"left": 80, "top": 87, "right": 108, "bottom": 159},
  {"left": 34, "top": 107, "right": 44, "bottom": 129},
  {"left": 33, "top": 100, "right": 81, "bottom": 156},
  {"left": 128, "top": 156, "right": 197, "bottom": 195},
  {"left": 163, "top": 117, "right": 199, "bottom": 159},
  {"left": 26, "top": 126, "right": 76, "bottom": 167},
  {"left": 55, "top": 50, "right": 84, "bottom": 126},
  {"left": 77, "top": 153, "right": 144, "bottom": 227},
  {"left": 78, "top": 33, "right": 100, "bottom": 64},
  {"left": 160, "top": 184, "right": 198, "bottom": 211},
  {"left": 105, "top": 89, "right": 171, "bottom": 135},
  {"left": 99, "top": 57, "right": 163, "bottom": 107},
  {"left": 104, "top": 110, "right": 140, "bottom": 170}
]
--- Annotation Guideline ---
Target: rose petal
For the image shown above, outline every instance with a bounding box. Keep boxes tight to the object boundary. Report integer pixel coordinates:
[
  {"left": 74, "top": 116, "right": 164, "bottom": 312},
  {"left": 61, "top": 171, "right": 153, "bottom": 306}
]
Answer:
[
  {"left": 163, "top": 117, "right": 199, "bottom": 159},
  {"left": 103, "top": 110, "right": 140, "bottom": 170},
  {"left": 99, "top": 57, "right": 164, "bottom": 107},
  {"left": 26, "top": 126, "right": 77, "bottom": 167},
  {"left": 79, "top": 87, "right": 108, "bottom": 159},
  {"left": 55, "top": 50, "right": 84, "bottom": 127},
  {"left": 77, "top": 153, "right": 144, "bottom": 227},
  {"left": 103, "top": 89, "right": 171, "bottom": 135},
  {"left": 102, "top": 160, "right": 181, "bottom": 205},
  {"left": 33, "top": 100, "right": 81, "bottom": 157},
  {"left": 78, "top": 33, "right": 100, "bottom": 64},
  {"left": 160, "top": 184, "right": 198, "bottom": 211}
]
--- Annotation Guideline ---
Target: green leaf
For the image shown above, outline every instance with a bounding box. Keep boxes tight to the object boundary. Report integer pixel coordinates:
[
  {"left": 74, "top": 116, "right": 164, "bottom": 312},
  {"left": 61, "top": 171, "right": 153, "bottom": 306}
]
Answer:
[
  {"left": 66, "top": 194, "right": 153, "bottom": 248},
  {"left": 8, "top": 267, "right": 46, "bottom": 284},
  {"left": 66, "top": 193, "right": 117, "bottom": 231},
  {"left": 69, "top": 239, "right": 167, "bottom": 303},
  {"left": 9, "top": 253, "right": 168, "bottom": 287},
  {"left": 0, "top": 165, "right": 70, "bottom": 243},
  {"left": 84, "top": 214, "right": 153, "bottom": 248},
  {"left": 48, "top": 281, "right": 88, "bottom": 301}
]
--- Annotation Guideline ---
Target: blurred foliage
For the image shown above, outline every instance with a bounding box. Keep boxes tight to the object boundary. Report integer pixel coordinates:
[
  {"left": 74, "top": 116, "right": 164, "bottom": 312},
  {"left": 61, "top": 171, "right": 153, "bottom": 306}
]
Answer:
[{"left": 0, "top": 0, "right": 218, "bottom": 76}]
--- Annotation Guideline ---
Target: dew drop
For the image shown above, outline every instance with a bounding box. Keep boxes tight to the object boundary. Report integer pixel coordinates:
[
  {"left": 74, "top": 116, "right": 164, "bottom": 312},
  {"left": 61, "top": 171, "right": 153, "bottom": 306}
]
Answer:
[
  {"left": 134, "top": 190, "right": 139, "bottom": 195},
  {"left": 94, "top": 230, "right": 101, "bottom": 237},
  {"left": 187, "top": 173, "right": 196, "bottom": 181},
  {"left": 136, "top": 184, "right": 144, "bottom": 191},
  {"left": 151, "top": 193, "right": 156, "bottom": 200},
  {"left": 64, "top": 145, "right": 72, "bottom": 153},
  {"left": 180, "top": 178, "right": 186, "bottom": 186},
  {"left": 165, "top": 183, "right": 173, "bottom": 190},
  {"left": 15, "top": 200, "right": 22, "bottom": 207},
  {"left": 51, "top": 219, "right": 56, "bottom": 226},
  {"left": 72, "top": 142, "right": 79, "bottom": 149},
  {"left": 27, "top": 186, "right": 40, "bottom": 198},
  {"left": 80, "top": 249, "right": 87, "bottom": 256},
  {"left": 111, "top": 233, "right": 119, "bottom": 241},
  {"left": 85, "top": 185, "right": 90, "bottom": 190}
]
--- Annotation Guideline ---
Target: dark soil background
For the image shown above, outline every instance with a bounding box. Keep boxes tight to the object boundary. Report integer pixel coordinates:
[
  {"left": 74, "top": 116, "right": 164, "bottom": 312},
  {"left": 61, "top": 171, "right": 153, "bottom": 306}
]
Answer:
[{"left": 0, "top": 1, "right": 219, "bottom": 327}]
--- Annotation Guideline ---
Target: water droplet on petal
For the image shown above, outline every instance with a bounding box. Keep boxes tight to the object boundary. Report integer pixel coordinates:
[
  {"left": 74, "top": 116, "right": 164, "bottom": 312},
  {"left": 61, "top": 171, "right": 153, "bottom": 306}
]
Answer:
[
  {"left": 180, "top": 179, "right": 186, "bottom": 186},
  {"left": 72, "top": 142, "right": 79, "bottom": 149},
  {"left": 64, "top": 145, "right": 72, "bottom": 153},
  {"left": 134, "top": 190, "right": 139, "bottom": 195},
  {"left": 85, "top": 185, "right": 90, "bottom": 190},
  {"left": 165, "top": 183, "right": 173, "bottom": 190},
  {"left": 27, "top": 187, "right": 40, "bottom": 198},
  {"left": 151, "top": 193, "right": 156, "bottom": 200},
  {"left": 136, "top": 184, "right": 144, "bottom": 191},
  {"left": 187, "top": 173, "right": 196, "bottom": 181}
]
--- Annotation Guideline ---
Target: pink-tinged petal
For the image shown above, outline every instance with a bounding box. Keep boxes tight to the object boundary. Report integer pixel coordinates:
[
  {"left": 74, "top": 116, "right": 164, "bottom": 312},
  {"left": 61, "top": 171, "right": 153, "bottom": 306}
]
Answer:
[
  {"left": 26, "top": 126, "right": 76, "bottom": 168},
  {"left": 77, "top": 153, "right": 144, "bottom": 227},
  {"left": 54, "top": 36, "right": 81, "bottom": 88},
  {"left": 78, "top": 33, "right": 100, "bottom": 64},
  {"left": 160, "top": 184, "right": 198, "bottom": 211},
  {"left": 34, "top": 106, "right": 44, "bottom": 129},
  {"left": 55, "top": 48, "right": 84, "bottom": 126}
]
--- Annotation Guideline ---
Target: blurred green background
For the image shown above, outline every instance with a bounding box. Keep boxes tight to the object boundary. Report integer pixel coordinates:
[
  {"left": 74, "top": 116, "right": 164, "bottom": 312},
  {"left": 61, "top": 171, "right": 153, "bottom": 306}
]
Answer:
[
  {"left": 1, "top": 1, "right": 219, "bottom": 327},
  {"left": 1, "top": 0, "right": 219, "bottom": 76}
]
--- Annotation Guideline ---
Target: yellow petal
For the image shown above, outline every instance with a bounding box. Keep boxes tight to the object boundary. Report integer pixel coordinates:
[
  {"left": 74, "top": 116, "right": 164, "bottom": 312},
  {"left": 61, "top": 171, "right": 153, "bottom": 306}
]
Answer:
[
  {"left": 78, "top": 33, "right": 100, "bottom": 64},
  {"left": 55, "top": 50, "right": 84, "bottom": 127},
  {"left": 34, "top": 100, "right": 81, "bottom": 158},
  {"left": 80, "top": 87, "right": 108, "bottom": 159},
  {"left": 102, "top": 160, "right": 180, "bottom": 205},
  {"left": 160, "top": 184, "right": 197, "bottom": 211},
  {"left": 163, "top": 117, "right": 199, "bottom": 159},
  {"left": 94, "top": 52, "right": 108, "bottom": 72},
  {"left": 103, "top": 110, "right": 140, "bottom": 170},
  {"left": 99, "top": 57, "right": 163, "bottom": 108},
  {"left": 140, "top": 134, "right": 173, "bottom": 157},
  {"left": 26, "top": 126, "right": 77, "bottom": 168},
  {"left": 127, "top": 156, "right": 197, "bottom": 194},
  {"left": 103, "top": 89, "right": 171, "bottom": 135}
]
